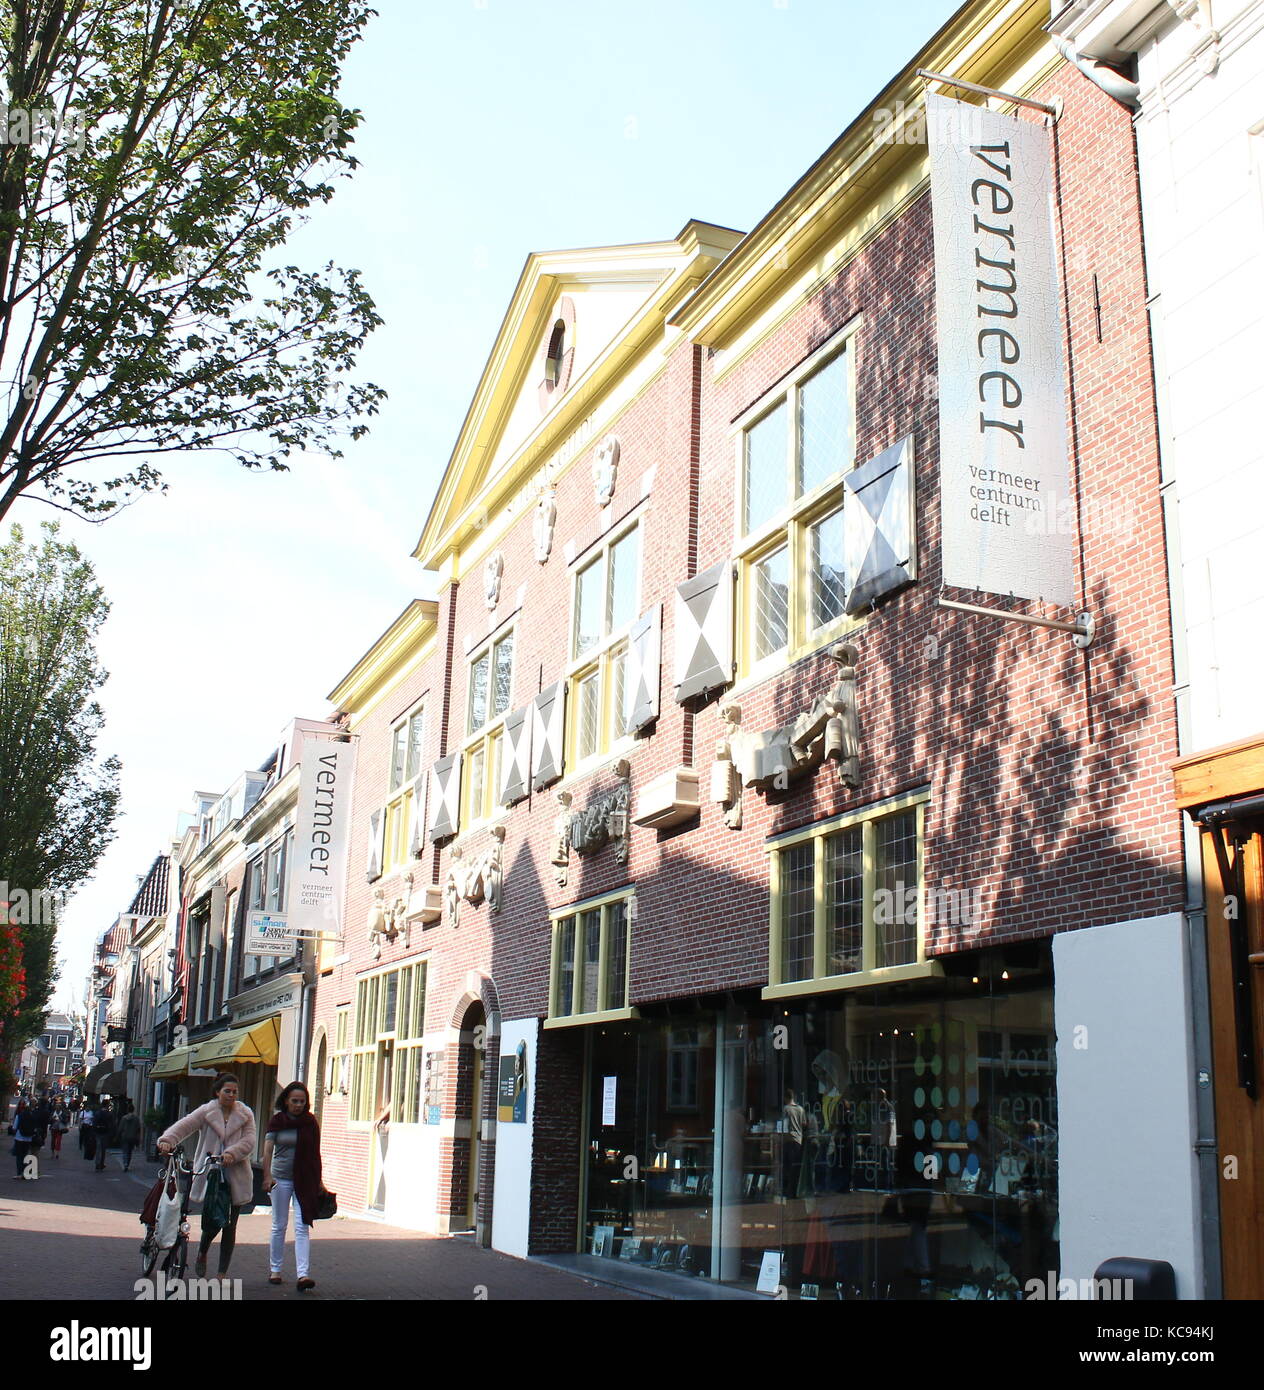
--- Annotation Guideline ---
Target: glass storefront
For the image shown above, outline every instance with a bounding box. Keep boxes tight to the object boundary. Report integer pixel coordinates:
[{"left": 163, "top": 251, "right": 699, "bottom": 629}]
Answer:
[{"left": 583, "top": 959, "right": 1057, "bottom": 1298}]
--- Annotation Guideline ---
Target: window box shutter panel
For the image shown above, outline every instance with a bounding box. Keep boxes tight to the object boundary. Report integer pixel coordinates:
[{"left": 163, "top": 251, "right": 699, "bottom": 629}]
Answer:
[
  {"left": 365, "top": 809, "right": 384, "bottom": 883},
  {"left": 844, "top": 434, "right": 916, "bottom": 614},
  {"left": 673, "top": 560, "right": 734, "bottom": 703},
  {"left": 408, "top": 771, "right": 428, "bottom": 860},
  {"left": 624, "top": 604, "right": 662, "bottom": 734},
  {"left": 428, "top": 753, "right": 462, "bottom": 842},
  {"left": 499, "top": 705, "right": 532, "bottom": 807},
  {"left": 531, "top": 681, "right": 566, "bottom": 791}
]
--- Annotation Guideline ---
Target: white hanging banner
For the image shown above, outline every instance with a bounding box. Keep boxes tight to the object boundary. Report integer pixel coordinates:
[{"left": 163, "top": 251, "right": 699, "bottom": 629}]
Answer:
[
  {"left": 928, "top": 93, "right": 1075, "bottom": 607},
  {"left": 288, "top": 737, "right": 357, "bottom": 941}
]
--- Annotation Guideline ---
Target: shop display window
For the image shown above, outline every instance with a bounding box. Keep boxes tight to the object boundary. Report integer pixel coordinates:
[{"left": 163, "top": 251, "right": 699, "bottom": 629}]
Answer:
[{"left": 581, "top": 961, "right": 1057, "bottom": 1299}]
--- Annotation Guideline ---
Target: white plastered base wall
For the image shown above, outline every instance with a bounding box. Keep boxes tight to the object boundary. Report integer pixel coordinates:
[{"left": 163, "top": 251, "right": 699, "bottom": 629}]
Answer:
[
  {"left": 1054, "top": 913, "right": 1203, "bottom": 1297},
  {"left": 491, "top": 1017, "right": 538, "bottom": 1259}
]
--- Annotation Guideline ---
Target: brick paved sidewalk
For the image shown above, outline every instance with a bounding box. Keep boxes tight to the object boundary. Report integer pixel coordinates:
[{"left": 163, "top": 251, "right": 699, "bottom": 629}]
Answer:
[{"left": 0, "top": 1132, "right": 636, "bottom": 1301}]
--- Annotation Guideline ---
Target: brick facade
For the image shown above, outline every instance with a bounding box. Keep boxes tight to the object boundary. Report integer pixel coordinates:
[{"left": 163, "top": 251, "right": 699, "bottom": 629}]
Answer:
[{"left": 308, "top": 42, "right": 1183, "bottom": 1253}]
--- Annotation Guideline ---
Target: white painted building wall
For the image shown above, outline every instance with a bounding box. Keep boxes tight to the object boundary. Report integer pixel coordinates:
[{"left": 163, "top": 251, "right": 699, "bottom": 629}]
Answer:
[
  {"left": 1054, "top": 914, "right": 1203, "bottom": 1295},
  {"left": 491, "top": 1017, "right": 537, "bottom": 1258},
  {"left": 1054, "top": 0, "right": 1264, "bottom": 754},
  {"left": 1137, "top": 1, "right": 1264, "bottom": 753}
]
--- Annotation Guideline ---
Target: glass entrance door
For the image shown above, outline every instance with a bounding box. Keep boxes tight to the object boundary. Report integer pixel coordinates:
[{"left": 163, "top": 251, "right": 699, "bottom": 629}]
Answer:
[{"left": 584, "top": 1016, "right": 717, "bottom": 1276}]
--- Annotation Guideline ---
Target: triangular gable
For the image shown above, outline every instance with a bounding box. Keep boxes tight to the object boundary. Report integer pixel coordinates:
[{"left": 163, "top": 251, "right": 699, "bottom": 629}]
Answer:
[{"left": 414, "top": 222, "right": 743, "bottom": 573}]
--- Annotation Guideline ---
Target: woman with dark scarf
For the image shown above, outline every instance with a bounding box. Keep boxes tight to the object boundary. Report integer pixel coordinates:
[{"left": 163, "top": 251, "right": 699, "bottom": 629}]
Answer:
[{"left": 263, "top": 1081, "right": 323, "bottom": 1291}]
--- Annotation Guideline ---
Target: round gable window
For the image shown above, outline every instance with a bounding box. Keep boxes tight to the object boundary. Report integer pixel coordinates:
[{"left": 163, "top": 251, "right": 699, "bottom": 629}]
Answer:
[
  {"left": 545, "top": 319, "right": 566, "bottom": 388},
  {"left": 538, "top": 295, "right": 576, "bottom": 410}
]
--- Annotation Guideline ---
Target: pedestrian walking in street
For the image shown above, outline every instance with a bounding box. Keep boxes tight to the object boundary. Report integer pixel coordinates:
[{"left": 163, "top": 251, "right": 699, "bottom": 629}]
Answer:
[
  {"left": 50, "top": 1104, "right": 70, "bottom": 1158},
  {"left": 157, "top": 1073, "right": 256, "bottom": 1279},
  {"left": 8, "top": 1102, "right": 39, "bottom": 1179},
  {"left": 92, "top": 1099, "right": 116, "bottom": 1170},
  {"left": 32, "top": 1095, "right": 52, "bottom": 1148},
  {"left": 117, "top": 1103, "right": 142, "bottom": 1171},
  {"left": 79, "top": 1099, "right": 95, "bottom": 1160},
  {"left": 263, "top": 1082, "right": 323, "bottom": 1292}
]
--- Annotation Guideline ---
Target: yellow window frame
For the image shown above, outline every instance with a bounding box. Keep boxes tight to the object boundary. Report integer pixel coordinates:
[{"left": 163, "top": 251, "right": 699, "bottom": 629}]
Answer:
[
  {"left": 381, "top": 704, "right": 424, "bottom": 875},
  {"left": 461, "top": 626, "right": 514, "bottom": 832},
  {"left": 545, "top": 888, "right": 638, "bottom": 1029},
  {"left": 564, "top": 518, "right": 640, "bottom": 773},
  {"left": 763, "top": 791, "right": 943, "bottom": 1000},
  {"left": 733, "top": 324, "right": 863, "bottom": 680},
  {"left": 565, "top": 640, "right": 630, "bottom": 770}
]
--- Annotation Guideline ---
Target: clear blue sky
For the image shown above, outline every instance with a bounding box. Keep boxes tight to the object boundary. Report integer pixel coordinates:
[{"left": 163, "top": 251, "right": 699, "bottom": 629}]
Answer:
[{"left": 29, "top": 0, "right": 962, "bottom": 1010}]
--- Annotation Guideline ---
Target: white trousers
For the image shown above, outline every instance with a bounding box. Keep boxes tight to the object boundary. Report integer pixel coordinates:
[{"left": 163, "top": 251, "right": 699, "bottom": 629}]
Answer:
[{"left": 269, "top": 1180, "right": 311, "bottom": 1279}]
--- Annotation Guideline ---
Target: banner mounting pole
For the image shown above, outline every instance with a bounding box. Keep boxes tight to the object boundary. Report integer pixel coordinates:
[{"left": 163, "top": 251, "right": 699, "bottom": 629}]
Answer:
[
  {"left": 938, "top": 595, "right": 1095, "bottom": 648},
  {"left": 917, "top": 68, "right": 1060, "bottom": 119}
]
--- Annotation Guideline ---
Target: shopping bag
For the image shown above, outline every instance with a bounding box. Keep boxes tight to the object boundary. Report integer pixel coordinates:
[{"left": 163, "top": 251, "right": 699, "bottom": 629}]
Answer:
[
  {"left": 155, "top": 1182, "right": 182, "bottom": 1249},
  {"left": 203, "top": 1166, "right": 231, "bottom": 1228}
]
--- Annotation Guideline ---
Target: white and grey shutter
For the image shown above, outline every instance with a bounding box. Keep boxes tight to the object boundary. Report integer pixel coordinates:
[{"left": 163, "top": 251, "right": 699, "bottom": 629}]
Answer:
[
  {"left": 623, "top": 605, "right": 662, "bottom": 735},
  {"left": 531, "top": 681, "right": 566, "bottom": 791},
  {"left": 843, "top": 434, "right": 915, "bottom": 614},
  {"left": 499, "top": 705, "right": 532, "bottom": 807},
  {"left": 408, "top": 771, "right": 428, "bottom": 859},
  {"left": 428, "top": 752, "right": 462, "bottom": 842},
  {"left": 674, "top": 560, "right": 733, "bottom": 702},
  {"left": 365, "top": 809, "right": 384, "bottom": 882}
]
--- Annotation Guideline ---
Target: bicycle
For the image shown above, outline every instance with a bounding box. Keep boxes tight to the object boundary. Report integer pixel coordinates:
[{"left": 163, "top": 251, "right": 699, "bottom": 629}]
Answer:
[{"left": 139, "top": 1146, "right": 224, "bottom": 1288}]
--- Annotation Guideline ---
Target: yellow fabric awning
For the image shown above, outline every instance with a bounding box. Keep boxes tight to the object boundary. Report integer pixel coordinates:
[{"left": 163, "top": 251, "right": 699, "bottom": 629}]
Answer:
[
  {"left": 148, "top": 1045, "right": 197, "bottom": 1080},
  {"left": 190, "top": 1016, "right": 280, "bottom": 1070}
]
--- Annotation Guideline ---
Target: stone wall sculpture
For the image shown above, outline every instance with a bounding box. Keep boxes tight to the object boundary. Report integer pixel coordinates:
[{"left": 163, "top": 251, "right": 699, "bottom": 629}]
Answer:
[
  {"left": 534, "top": 487, "right": 556, "bottom": 563},
  {"left": 368, "top": 878, "right": 416, "bottom": 959},
  {"left": 567, "top": 759, "right": 632, "bottom": 863},
  {"left": 445, "top": 825, "right": 507, "bottom": 927},
  {"left": 484, "top": 551, "right": 504, "bottom": 610},
  {"left": 551, "top": 790, "right": 573, "bottom": 888},
  {"left": 713, "top": 643, "right": 860, "bottom": 826},
  {"left": 367, "top": 885, "right": 390, "bottom": 960},
  {"left": 593, "top": 434, "right": 620, "bottom": 508}
]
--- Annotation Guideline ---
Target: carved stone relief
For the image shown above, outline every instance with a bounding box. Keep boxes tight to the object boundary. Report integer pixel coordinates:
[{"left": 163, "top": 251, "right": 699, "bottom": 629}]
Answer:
[
  {"left": 534, "top": 486, "right": 557, "bottom": 563},
  {"left": 713, "top": 643, "right": 860, "bottom": 827},
  {"left": 368, "top": 877, "right": 415, "bottom": 960},
  {"left": 553, "top": 761, "right": 632, "bottom": 882},
  {"left": 593, "top": 434, "right": 620, "bottom": 509},
  {"left": 445, "top": 825, "right": 506, "bottom": 927},
  {"left": 484, "top": 551, "right": 504, "bottom": 610},
  {"left": 551, "top": 790, "right": 573, "bottom": 888}
]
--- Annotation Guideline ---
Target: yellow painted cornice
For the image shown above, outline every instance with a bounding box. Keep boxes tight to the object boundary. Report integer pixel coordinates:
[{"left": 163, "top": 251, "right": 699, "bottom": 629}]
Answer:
[
  {"left": 240, "top": 764, "right": 299, "bottom": 844},
  {"left": 327, "top": 599, "right": 439, "bottom": 715},
  {"left": 413, "top": 221, "right": 744, "bottom": 575},
  {"left": 670, "top": 0, "right": 1058, "bottom": 347}
]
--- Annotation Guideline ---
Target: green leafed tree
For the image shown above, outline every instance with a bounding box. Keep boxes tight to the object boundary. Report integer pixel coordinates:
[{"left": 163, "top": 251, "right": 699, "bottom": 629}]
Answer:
[
  {"left": 0, "top": 522, "right": 119, "bottom": 1059},
  {"left": 0, "top": 0, "right": 384, "bottom": 522}
]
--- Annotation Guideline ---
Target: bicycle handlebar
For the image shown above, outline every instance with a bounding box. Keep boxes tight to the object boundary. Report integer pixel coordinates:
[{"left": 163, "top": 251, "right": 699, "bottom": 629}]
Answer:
[{"left": 159, "top": 1145, "right": 226, "bottom": 1176}]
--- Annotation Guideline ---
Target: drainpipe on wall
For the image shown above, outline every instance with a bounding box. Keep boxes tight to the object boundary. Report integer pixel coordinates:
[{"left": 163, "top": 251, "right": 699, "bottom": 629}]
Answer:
[
  {"left": 296, "top": 980, "right": 314, "bottom": 1086},
  {"left": 1052, "top": 36, "right": 1141, "bottom": 108}
]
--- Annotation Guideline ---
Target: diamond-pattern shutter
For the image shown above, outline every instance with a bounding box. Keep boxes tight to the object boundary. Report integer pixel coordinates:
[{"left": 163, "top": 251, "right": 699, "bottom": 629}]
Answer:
[
  {"left": 674, "top": 560, "right": 734, "bottom": 702},
  {"left": 531, "top": 681, "right": 566, "bottom": 791},
  {"left": 407, "top": 771, "right": 428, "bottom": 860},
  {"left": 365, "top": 809, "right": 384, "bottom": 883},
  {"left": 623, "top": 604, "right": 661, "bottom": 735},
  {"left": 844, "top": 435, "right": 916, "bottom": 614},
  {"left": 499, "top": 705, "right": 532, "bottom": 807},
  {"left": 428, "top": 753, "right": 462, "bottom": 842}
]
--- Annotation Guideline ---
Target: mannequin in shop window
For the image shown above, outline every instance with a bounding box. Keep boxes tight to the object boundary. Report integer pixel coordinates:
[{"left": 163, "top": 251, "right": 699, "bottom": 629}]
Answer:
[{"left": 781, "top": 1089, "right": 806, "bottom": 1197}]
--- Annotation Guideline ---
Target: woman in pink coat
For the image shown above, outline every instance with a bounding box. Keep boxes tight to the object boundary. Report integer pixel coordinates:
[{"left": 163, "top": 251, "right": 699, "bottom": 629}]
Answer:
[{"left": 157, "top": 1072, "right": 257, "bottom": 1278}]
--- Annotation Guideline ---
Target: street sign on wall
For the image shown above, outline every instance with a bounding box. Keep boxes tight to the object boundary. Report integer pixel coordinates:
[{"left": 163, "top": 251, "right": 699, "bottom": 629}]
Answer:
[
  {"left": 245, "top": 910, "right": 295, "bottom": 957},
  {"left": 928, "top": 93, "right": 1075, "bottom": 607}
]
